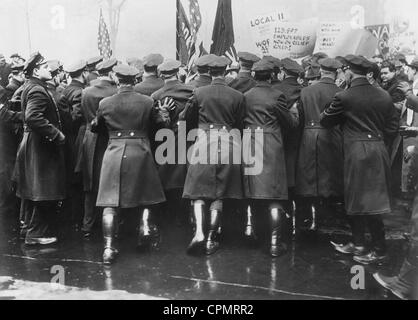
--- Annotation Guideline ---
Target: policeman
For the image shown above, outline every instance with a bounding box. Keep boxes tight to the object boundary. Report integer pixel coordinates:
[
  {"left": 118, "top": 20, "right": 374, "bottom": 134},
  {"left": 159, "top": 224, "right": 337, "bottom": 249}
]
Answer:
[
  {"left": 180, "top": 55, "right": 246, "bottom": 255},
  {"left": 322, "top": 55, "right": 399, "bottom": 264},
  {"left": 295, "top": 58, "right": 344, "bottom": 233},
  {"left": 263, "top": 55, "right": 282, "bottom": 86},
  {"left": 228, "top": 52, "right": 260, "bottom": 93},
  {"left": 86, "top": 56, "right": 103, "bottom": 85},
  {"left": 134, "top": 53, "right": 164, "bottom": 96},
  {"left": 273, "top": 58, "right": 304, "bottom": 234},
  {"left": 58, "top": 60, "right": 89, "bottom": 228},
  {"left": 188, "top": 55, "right": 213, "bottom": 88},
  {"left": 92, "top": 64, "right": 166, "bottom": 264},
  {"left": 16, "top": 52, "right": 66, "bottom": 245},
  {"left": 78, "top": 58, "right": 118, "bottom": 238},
  {"left": 151, "top": 59, "right": 194, "bottom": 234},
  {"left": 243, "top": 58, "right": 299, "bottom": 257}
]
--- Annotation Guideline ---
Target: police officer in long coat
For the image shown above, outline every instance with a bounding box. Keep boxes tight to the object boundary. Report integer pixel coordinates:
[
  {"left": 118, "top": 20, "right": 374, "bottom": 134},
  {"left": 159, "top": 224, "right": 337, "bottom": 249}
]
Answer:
[
  {"left": 321, "top": 55, "right": 399, "bottom": 265},
  {"left": 15, "top": 52, "right": 67, "bottom": 245},
  {"left": 243, "top": 58, "right": 299, "bottom": 257},
  {"left": 92, "top": 64, "right": 166, "bottom": 264},
  {"left": 295, "top": 58, "right": 344, "bottom": 231},
  {"left": 85, "top": 56, "right": 103, "bottom": 86},
  {"left": 78, "top": 58, "right": 117, "bottom": 237},
  {"left": 188, "top": 55, "right": 212, "bottom": 88},
  {"left": 134, "top": 54, "right": 164, "bottom": 96},
  {"left": 228, "top": 52, "right": 260, "bottom": 93},
  {"left": 57, "top": 61, "right": 89, "bottom": 227},
  {"left": 180, "top": 55, "right": 246, "bottom": 255},
  {"left": 151, "top": 60, "right": 194, "bottom": 233}
]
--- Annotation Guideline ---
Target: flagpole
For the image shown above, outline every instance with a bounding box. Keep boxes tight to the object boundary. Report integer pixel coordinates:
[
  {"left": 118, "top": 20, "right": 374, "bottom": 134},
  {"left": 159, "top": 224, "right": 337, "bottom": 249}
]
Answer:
[
  {"left": 25, "top": 0, "right": 32, "bottom": 54},
  {"left": 176, "top": 0, "right": 180, "bottom": 61}
]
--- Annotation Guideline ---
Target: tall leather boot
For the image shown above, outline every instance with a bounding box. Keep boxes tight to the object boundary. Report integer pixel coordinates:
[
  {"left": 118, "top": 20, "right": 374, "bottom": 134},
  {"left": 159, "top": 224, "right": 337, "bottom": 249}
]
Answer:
[
  {"left": 244, "top": 205, "right": 257, "bottom": 244},
  {"left": 206, "top": 210, "right": 221, "bottom": 255},
  {"left": 187, "top": 200, "right": 205, "bottom": 255},
  {"left": 102, "top": 208, "right": 118, "bottom": 265},
  {"left": 270, "top": 207, "right": 287, "bottom": 258}
]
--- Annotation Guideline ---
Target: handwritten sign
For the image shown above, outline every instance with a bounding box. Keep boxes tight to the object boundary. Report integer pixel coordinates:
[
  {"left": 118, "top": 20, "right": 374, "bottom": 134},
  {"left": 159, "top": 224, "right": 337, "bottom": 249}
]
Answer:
[
  {"left": 249, "top": 11, "right": 288, "bottom": 55},
  {"left": 314, "top": 21, "right": 378, "bottom": 57},
  {"left": 269, "top": 18, "right": 318, "bottom": 59}
]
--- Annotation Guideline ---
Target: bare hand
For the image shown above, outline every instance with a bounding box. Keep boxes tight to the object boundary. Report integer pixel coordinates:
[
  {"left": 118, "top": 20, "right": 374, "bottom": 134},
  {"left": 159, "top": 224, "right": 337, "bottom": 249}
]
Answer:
[{"left": 158, "top": 98, "right": 175, "bottom": 112}]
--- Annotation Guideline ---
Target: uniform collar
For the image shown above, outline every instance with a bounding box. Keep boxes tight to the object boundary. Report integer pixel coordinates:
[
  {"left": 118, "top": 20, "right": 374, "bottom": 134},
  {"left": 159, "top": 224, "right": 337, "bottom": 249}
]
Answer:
[
  {"left": 238, "top": 71, "right": 252, "bottom": 78},
  {"left": 70, "top": 79, "right": 85, "bottom": 88},
  {"left": 319, "top": 77, "right": 336, "bottom": 85},
  {"left": 350, "top": 77, "right": 371, "bottom": 88},
  {"left": 256, "top": 81, "right": 271, "bottom": 88},
  {"left": 118, "top": 85, "right": 134, "bottom": 93},
  {"left": 212, "top": 78, "right": 226, "bottom": 85}
]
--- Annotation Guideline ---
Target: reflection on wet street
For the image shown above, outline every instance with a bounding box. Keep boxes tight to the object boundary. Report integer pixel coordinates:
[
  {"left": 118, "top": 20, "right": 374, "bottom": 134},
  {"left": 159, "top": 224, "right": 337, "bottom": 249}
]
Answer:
[{"left": 0, "top": 206, "right": 410, "bottom": 300}]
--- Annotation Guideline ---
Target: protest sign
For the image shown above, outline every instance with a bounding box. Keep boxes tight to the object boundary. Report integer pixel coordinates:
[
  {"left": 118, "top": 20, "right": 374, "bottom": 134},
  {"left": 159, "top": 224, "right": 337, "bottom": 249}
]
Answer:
[
  {"left": 248, "top": 11, "right": 288, "bottom": 55},
  {"left": 269, "top": 18, "right": 318, "bottom": 59},
  {"left": 314, "top": 21, "right": 378, "bottom": 57}
]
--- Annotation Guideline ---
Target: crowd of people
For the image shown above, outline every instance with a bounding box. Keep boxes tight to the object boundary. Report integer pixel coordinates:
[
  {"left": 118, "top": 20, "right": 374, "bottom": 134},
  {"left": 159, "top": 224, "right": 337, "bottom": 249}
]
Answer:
[{"left": 0, "top": 49, "right": 417, "bottom": 299}]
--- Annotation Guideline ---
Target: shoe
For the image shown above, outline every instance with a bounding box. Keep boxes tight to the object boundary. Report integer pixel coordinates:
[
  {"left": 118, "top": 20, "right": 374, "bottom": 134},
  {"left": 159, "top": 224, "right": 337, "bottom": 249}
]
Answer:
[
  {"left": 271, "top": 242, "right": 287, "bottom": 258},
  {"left": 149, "top": 224, "right": 161, "bottom": 250},
  {"left": 331, "top": 241, "right": 367, "bottom": 255},
  {"left": 187, "top": 236, "right": 205, "bottom": 255},
  {"left": 103, "top": 247, "right": 118, "bottom": 265},
  {"left": 25, "top": 237, "right": 58, "bottom": 246},
  {"left": 373, "top": 273, "right": 409, "bottom": 300},
  {"left": 353, "top": 251, "right": 387, "bottom": 265},
  {"left": 137, "top": 225, "right": 151, "bottom": 248},
  {"left": 205, "top": 231, "right": 220, "bottom": 256}
]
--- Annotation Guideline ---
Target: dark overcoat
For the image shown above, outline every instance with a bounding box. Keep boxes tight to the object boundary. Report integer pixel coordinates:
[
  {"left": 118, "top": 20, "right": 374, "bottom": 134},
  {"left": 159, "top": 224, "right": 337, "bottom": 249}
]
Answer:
[
  {"left": 296, "top": 77, "right": 344, "bottom": 198},
  {"left": 320, "top": 77, "right": 399, "bottom": 215},
  {"left": 243, "top": 81, "right": 298, "bottom": 200},
  {"left": 77, "top": 79, "right": 117, "bottom": 192},
  {"left": 151, "top": 79, "right": 194, "bottom": 191},
  {"left": 15, "top": 77, "right": 66, "bottom": 201},
  {"left": 180, "top": 78, "right": 246, "bottom": 200},
  {"left": 228, "top": 71, "right": 257, "bottom": 93},
  {"left": 134, "top": 75, "right": 164, "bottom": 96},
  {"left": 273, "top": 76, "right": 303, "bottom": 188},
  {"left": 94, "top": 86, "right": 166, "bottom": 208}
]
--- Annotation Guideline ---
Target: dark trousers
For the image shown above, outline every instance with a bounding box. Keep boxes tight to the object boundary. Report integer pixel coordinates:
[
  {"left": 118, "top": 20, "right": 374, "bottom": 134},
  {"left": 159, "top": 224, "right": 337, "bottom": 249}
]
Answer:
[
  {"left": 82, "top": 191, "right": 101, "bottom": 232},
  {"left": 350, "top": 215, "right": 386, "bottom": 253},
  {"left": 24, "top": 200, "right": 58, "bottom": 239}
]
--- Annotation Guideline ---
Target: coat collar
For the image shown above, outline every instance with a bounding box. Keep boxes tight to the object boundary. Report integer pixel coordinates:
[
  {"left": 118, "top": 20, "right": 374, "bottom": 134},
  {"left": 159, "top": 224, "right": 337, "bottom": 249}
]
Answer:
[
  {"left": 318, "top": 77, "right": 336, "bottom": 85},
  {"left": 163, "top": 79, "right": 181, "bottom": 89},
  {"left": 118, "top": 85, "right": 134, "bottom": 94},
  {"left": 255, "top": 81, "right": 271, "bottom": 88},
  {"left": 281, "top": 76, "right": 299, "bottom": 86},
  {"left": 69, "top": 79, "right": 85, "bottom": 88},
  {"left": 28, "top": 77, "right": 47, "bottom": 89},
  {"left": 143, "top": 74, "right": 159, "bottom": 82},
  {"left": 350, "top": 77, "right": 371, "bottom": 88},
  {"left": 212, "top": 78, "right": 227, "bottom": 86}
]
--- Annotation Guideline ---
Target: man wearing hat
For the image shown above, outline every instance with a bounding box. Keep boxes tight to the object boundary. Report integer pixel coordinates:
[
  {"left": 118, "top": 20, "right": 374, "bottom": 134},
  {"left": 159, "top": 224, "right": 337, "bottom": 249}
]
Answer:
[
  {"left": 86, "top": 56, "right": 103, "bottom": 85},
  {"left": 386, "top": 58, "right": 417, "bottom": 199},
  {"left": 321, "top": 55, "right": 399, "bottom": 264},
  {"left": 189, "top": 55, "right": 213, "bottom": 88},
  {"left": 151, "top": 59, "right": 194, "bottom": 239},
  {"left": 273, "top": 58, "right": 304, "bottom": 226},
  {"left": 56, "top": 60, "right": 89, "bottom": 228},
  {"left": 180, "top": 55, "right": 246, "bottom": 256},
  {"left": 77, "top": 58, "right": 118, "bottom": 238},
  {"left": 0, "top": 53, "right": 12, "bottom": 88},
  {"left": 92, "top": 64, "right": 166, "bottom": 264},
  {"left": 243, "top": 58, "right": 298, "bottom": 257},
  {"left": 126, "top": 57, "right": 144, "bottom": 84},
  {"left": 263, "top": 55, "right": 282, "bottom": 86},
  {"left": 15, "top": 52, "right": 67, "bottom": 245},
  {"left": 134, "top": 53, "right": 164, "bottom": 96},
  {"left": 295, "top": 58, "right": 344, "bottom": 234},
  {"left": 0, "top": 61, "right": 25, "bottom": 218},
  {"left": 228, "top": 52, "right": 260, "bottom": 93}
]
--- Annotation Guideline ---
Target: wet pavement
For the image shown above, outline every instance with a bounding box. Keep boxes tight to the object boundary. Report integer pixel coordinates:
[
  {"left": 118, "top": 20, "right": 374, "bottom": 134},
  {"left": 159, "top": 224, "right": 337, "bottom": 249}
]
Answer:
[{"left": 0, "top": 202, "right": 412, "bottom": 300}]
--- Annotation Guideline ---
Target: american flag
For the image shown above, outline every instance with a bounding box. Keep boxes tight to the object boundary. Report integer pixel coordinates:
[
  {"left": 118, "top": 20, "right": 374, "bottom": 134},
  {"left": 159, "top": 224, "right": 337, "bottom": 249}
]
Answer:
[
  {"left": 98, "top": 9, "right": 112, "bottom": 59},
  {"left": 189, "top": 0, "right": 202, "bottom": 41}
]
